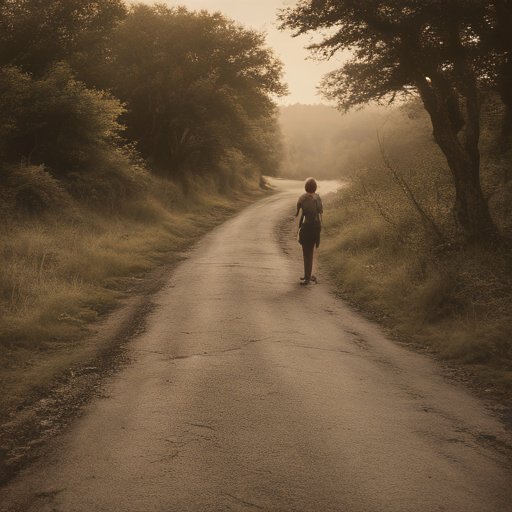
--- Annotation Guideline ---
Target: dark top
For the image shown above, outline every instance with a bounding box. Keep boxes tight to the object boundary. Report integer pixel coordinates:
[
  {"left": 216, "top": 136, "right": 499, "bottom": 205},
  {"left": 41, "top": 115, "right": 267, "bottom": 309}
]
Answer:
[
  {"left": 296, "top": 193, "right": 323, "bottom": 247},
  {"left": 296, "top": 193, "right": 323, "bottom": 222}
]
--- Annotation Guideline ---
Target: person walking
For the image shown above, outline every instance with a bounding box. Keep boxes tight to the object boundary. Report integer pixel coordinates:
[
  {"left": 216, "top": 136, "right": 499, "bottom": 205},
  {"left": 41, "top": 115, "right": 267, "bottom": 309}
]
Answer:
[{"left": 296, "top": 178, "right": 323, "bottom": 286}]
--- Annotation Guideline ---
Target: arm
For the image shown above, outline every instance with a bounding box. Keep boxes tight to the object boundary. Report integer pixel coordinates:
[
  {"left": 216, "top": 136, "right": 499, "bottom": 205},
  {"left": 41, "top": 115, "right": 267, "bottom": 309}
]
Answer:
[{"left": 295, "top": 196, "right": 302, "bottom": 217}]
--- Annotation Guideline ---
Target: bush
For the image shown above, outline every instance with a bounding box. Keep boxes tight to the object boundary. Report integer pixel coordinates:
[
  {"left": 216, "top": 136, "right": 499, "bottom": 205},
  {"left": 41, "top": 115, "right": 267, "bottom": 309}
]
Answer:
[
  {"left": 0, "top": 64, "right": 125, "bottom": 176},
  {"left": 65, "top": 148, "right": 149, "bottom": 211},
  {"left": 7, "top": 164, "right": 72, "bottom": 217}
]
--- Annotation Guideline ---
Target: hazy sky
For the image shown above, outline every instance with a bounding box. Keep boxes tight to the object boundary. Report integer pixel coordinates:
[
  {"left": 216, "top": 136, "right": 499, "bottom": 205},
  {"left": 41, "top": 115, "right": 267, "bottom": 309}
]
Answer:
[{"left": 140, "top": 0, "right": 348, "bottom": 105}]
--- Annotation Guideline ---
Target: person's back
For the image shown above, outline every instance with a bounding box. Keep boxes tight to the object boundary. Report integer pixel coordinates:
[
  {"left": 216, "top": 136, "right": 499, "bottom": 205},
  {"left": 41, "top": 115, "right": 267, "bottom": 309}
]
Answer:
[{"left": 297, "top": 193, "right": 323, "bottom": 223}]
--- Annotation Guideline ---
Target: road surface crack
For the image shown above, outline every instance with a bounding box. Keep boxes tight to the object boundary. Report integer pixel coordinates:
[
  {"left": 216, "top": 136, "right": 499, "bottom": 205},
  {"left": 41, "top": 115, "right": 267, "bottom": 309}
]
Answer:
[
  {"left": 150, "top": 452, "right": 179, "bottom": 463},
  {"left": 187, "top": 423, "right": 215, "bottom": 431},
  {"left": 34, "top": 489, "right": 65, "bottom": 501},
  {"left": 288, "top": 344, "right": 352, "bottom": 355},
  {"left": 248, "top": 336, "right": 273, "bottom": 343},
  {"left": 225, "top": 493, "right": 265, "bottom": 510}
]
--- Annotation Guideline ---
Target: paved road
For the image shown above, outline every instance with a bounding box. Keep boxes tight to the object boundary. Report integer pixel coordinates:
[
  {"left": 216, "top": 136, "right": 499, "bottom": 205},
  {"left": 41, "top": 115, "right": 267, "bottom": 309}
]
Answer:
[{"left": 2, "top": 180, "right": 512, "bottom": 511}]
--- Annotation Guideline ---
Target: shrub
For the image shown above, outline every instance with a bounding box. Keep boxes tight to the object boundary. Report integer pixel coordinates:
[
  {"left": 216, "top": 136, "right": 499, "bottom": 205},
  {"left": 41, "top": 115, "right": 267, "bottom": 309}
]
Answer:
[
  {"left": 0, "top": 64, "right": 125, "bottom": 176},
  {"left": 7, "top": 164, "right": 71, "bottom": 216},
  {"left": 65, "top": 148, "right": 149, "bottom": 211}
]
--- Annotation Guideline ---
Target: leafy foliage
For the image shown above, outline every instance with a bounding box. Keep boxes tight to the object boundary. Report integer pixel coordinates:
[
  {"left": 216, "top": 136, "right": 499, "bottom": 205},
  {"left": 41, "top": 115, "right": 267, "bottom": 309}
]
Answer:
[
  {"left": 0, "top": 63, "right": 125, "bottom": 176},
  {"left": 0, "top": 1, "right": 286, "bottom": 211},
  {"left": 0, "top": 0, "right": 127, "bottom": 75},
  {"left": 279, "top": 0, "right": 512, "bottom": 243},
  {"left": 100, "top": 4, "right": 287, "bottom": 179}
]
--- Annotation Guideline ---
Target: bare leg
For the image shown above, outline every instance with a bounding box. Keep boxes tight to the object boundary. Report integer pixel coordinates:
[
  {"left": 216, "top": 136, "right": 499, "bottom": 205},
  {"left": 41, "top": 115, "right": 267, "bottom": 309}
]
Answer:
[{"left": 302, "top": 244, "right": 314, "bottom": 283}]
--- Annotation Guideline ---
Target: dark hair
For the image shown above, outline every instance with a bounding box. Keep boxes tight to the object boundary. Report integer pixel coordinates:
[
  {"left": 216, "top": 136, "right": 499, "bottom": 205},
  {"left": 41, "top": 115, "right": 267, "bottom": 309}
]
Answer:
[{"left": 305, "top": 177, "right": 317, "bottom": 193}]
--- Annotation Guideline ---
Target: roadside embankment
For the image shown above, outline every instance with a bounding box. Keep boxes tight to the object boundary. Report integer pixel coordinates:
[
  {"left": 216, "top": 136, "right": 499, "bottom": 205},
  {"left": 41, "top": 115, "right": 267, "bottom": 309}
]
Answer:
[
  {"left": 318, "top": 186, "right": 512, "bottom": 404},
  {"left": 0, "top": 175, "right": 270, "bottom": 425}
]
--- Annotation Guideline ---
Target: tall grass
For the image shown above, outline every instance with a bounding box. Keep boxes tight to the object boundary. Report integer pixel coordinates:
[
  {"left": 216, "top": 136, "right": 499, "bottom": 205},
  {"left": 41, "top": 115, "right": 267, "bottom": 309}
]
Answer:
[
  {"left": 0, "top": 170, "right": 264, "bottom": 360},
  {"left": 0, "top": 147, "right": 267, "bottom": 433},
  {"left": 319, "top": 101, "right": 512, "bottom": 394},
  {"left": 321, "top": 186, "right": 512, "bottom": 377}
]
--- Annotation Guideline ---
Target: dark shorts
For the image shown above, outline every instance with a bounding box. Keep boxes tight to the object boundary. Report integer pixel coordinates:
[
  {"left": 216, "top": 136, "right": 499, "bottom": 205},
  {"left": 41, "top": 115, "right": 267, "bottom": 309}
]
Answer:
[{"left": 299, "top": 220, "right": 321, "bottom": 247}]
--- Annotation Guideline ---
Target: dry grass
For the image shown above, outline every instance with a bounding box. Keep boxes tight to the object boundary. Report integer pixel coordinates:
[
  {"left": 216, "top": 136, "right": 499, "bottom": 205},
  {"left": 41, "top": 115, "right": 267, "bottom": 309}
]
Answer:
[
  {"left": 0, "top": 172, "right": 266, "bottom": 423},
  {"left": 319, "top": 183, "right": 512, "bottom": 396},
  {"left": 0, "top": 176, "right": 264, "bottom": 357}
]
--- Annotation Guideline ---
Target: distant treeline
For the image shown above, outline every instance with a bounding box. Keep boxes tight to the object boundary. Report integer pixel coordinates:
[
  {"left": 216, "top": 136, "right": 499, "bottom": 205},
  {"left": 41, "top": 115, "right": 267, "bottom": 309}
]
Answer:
[
  {"left": 279, "top": 103, "right": 399, "bottom": 180},
  {"left": 0, "top": 0, "right": 287, "bottom": 217}
]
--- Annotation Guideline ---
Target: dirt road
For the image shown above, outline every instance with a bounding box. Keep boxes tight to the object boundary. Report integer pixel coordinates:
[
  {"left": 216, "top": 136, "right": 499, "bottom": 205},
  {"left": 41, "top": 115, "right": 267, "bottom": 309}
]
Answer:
[{"left": 1, "top": 180, "right": 511, "bottom": 511}]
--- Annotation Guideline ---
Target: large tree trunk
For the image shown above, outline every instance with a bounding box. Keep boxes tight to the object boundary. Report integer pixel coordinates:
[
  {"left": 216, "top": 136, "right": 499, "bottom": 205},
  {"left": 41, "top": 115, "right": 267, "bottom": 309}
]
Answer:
[
  {"left": 416, "top": 75, "right": 495, "bottom": 244},
  {"left": 494, "top": 3, "right": 512, "bottom": 151}
]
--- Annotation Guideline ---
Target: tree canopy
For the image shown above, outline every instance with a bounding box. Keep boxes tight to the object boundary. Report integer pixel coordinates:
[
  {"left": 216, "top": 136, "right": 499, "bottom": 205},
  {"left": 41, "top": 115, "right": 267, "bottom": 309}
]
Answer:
[
  {"left": 0, "top": 63, "right": 124, "bottom": 175},
  {"left": 103, "top": 4, "right": 287, "bottom": 179},
  {"left": 0, "top": 1, "right": 287, "bottom": 198},
  {"left": 279, "top": 0, "right": 512, "bottom": 243},
  {"left": 0, "top": 0, "right": 127, "bottom": 75}
]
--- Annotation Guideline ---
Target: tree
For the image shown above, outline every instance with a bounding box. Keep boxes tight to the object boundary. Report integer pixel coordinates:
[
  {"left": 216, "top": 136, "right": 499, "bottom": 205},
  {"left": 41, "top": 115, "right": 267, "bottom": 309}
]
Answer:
[
  {"left": 279, "top": 0, "right": 505, "bottom": 243},
  {"left": 0, "top": 0, "right": 127, "bottom": 76},
  {"left": 478, "top": 0, "right": 512, "bottom": 145},
  {"left": 103, "top": 4, "right": 287, "bottom": 179},
  {"left": 0, "top": 63, "right": 125, "bottom": 175}
]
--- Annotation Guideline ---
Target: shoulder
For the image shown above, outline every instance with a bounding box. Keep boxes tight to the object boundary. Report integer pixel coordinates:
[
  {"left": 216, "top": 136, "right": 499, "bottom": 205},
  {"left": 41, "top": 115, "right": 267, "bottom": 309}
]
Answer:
[
  {"left": 314, "top": 194, "right": 323, "bottom": 212},
  {"left": 297, "top": 193, "right": 309, "bottom": 203}
]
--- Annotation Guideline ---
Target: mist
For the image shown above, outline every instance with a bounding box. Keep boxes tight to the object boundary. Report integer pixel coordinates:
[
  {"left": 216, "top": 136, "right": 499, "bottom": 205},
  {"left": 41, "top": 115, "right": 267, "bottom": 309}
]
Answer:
[{"left": 278, "top": 103, "right": 413, "bottom": 180}]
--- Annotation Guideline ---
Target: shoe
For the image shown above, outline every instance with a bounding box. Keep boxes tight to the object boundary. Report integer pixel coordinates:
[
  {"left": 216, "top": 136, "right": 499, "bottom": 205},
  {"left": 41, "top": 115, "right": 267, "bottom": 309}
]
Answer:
[
  {"left": 300, "top": 280, "right": 311, "bottom": 286},
  {"left": 311, "top": 275, "right": 317, "bottom": 282}
]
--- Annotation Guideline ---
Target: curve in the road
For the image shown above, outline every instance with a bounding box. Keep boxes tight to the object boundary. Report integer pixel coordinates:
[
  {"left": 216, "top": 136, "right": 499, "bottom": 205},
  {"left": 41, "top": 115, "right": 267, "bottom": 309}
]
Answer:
[{"left": 1, "top": 182, "right": 511, "bottom": 512}]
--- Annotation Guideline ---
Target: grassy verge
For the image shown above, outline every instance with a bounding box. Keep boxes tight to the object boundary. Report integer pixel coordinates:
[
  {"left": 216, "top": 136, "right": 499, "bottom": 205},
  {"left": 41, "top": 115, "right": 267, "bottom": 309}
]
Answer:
[
  {"left": 319, "top": 189, "right": 512, "bottom": 399},
  {"left": 0, "top": 175, "right": 269, "bottom": 421}
]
